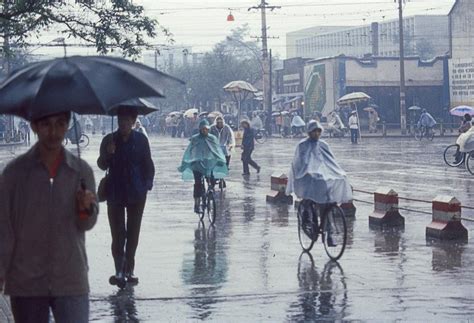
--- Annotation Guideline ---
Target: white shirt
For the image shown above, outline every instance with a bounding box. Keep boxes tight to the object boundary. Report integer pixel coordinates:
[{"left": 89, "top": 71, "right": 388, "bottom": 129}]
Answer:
[{"left": 349, "top": 115, "right": 359, "bottom": 129}]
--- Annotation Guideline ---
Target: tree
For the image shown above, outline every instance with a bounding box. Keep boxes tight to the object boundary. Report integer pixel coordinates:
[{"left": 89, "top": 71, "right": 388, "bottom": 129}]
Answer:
[
  {"left": 160, "top": 25, "right": 262, "bottom": 112},
  {"left": 0, "top": 0, "right": 168, "bottom": 58}
]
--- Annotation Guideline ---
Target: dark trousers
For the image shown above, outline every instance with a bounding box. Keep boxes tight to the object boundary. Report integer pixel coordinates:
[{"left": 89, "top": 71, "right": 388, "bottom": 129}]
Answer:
[
  {"left": 350, "top": 129, "right": 359, "bottom": 144},
  {"left": 193, "top": 171, "right": 205, "bottom": 198},
  {"left": 11, "top": 295, "right": 89, "bottom": 323},
  {"left": 107, "top": 197, "right": 147, "bottom": 276},
  {"left": 242, "top": 148, "right": 259, "bottom": 174}
]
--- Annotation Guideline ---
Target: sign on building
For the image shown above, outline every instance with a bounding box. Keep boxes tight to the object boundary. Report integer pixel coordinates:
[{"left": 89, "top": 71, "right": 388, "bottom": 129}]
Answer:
[{"left": 449, "top": 58, "right": 474, "bottom": 107}]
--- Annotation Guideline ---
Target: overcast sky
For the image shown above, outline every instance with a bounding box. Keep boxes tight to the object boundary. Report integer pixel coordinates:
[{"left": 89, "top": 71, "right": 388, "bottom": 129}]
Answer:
[{"left": 137, "top": 0, "right": 456, "bottom": 58}]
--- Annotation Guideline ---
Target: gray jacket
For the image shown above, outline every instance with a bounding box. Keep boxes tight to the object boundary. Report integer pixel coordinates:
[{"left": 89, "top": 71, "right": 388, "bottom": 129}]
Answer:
[
  {"left": 0, "top": 145, "right": 98, "bottom": 297},
  {"left": 210, "top": 124, "right": 235, "bottom": 156}
]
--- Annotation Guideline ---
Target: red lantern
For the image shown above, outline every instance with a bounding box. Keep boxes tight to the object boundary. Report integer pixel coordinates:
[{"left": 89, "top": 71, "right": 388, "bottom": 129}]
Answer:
[{"left": 227, "top": 10, "right": 234, "bottom": 22}]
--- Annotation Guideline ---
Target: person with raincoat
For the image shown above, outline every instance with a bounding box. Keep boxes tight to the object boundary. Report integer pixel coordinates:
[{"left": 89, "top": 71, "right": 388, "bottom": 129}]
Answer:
[
  {"left": 417, "top": 109, "right": 437, "bottom": 136},
  {"left": 291, "top": 113, "right": 306, "bottom": 137},
  {"left": 210, "top": 116, "right": 235, "bottom": 168},
  {"left": 178, "top": 119, "right": 228, "bottom": 213},
  {"left": 286, "top": 120, "right": 352, "bottom": 205},
  {"left": 327, "top": 111, "right": 346, "bottom": 137},
  {"left": 368, "top": 109, "right": 379, "bottom": 133},
  {"left": 134, "top": 119, "right": 148, "bottom": 139},
  {"left": 454, "top": 114, "right": 474, "bottom": 163},
  {"left": 251, "top": 112, "right": 264, "bottom": 130}
]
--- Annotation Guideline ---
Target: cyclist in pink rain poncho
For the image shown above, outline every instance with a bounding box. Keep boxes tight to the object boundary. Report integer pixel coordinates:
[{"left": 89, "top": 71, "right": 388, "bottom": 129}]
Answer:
[
  {"left": 179, "top": 119, "right": 228, "bottom": 213},
  {"left": 286, "top": 120, "right": 352, "bottom": 204}
]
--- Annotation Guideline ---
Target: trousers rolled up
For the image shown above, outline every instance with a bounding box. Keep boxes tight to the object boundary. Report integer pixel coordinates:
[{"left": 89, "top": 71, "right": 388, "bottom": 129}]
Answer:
[
  {"left": 241, "top": 149, "right": 259, "bottom": 174},
  {"left": 107, "top": 197, "right": 147, "bottom": 276},
  {"left": 350, "top": 129, "right": 359, "bottom": 144}
]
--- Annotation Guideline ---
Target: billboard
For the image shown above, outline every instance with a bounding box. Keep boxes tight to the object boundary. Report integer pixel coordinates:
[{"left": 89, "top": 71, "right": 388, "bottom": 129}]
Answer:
[{"left": 449, "top": 58, "right": 474, "bottom": 107}]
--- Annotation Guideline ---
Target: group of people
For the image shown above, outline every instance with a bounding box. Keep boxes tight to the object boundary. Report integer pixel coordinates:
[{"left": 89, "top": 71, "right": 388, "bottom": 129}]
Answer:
[{"left": 0, "top": 107, "right": 353, "bottom": 322}]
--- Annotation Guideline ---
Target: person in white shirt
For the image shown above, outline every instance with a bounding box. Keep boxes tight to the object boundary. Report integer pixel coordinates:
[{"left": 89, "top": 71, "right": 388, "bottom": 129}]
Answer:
[{"left": 348, "top": 111, "right": 359, "bottom": 144}]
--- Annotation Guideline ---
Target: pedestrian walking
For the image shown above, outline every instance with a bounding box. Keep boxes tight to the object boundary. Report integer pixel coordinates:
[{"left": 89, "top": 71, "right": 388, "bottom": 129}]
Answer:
[
  {"left": 368, "top": 110, "right": 379, "bottom": 133},
  {"left": 349, "top": 110, "right": 359, "bottom": 144},
  {"left": 0, "top": 111, "right": 98, "bottom": 323},
  {"left": 240, "top": 119, "right": 261, "bottom": 175},
  {"left": 210, "top": 116, "right": 235, "bottom": 168},
  {"left": 97, "top": 107, "right": 155, "bottom": 286}
]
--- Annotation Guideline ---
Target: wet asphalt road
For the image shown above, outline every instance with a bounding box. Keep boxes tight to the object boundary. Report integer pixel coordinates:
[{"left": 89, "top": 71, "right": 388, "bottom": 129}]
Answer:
[{"left": 1, "top": 133, "right": 473, "bottom": 322}]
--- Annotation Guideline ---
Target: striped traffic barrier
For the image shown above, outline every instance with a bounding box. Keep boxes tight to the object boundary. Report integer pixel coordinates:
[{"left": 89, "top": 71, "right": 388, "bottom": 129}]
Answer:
[
  {"left": 266, "top": 173, "right": 293, "bottom": 205},
  {"left": 426, "top": 195, "right": 468, "bottom": 241},
  {"left": 369, "top": 187, "right": 405, "bottom": 227}
]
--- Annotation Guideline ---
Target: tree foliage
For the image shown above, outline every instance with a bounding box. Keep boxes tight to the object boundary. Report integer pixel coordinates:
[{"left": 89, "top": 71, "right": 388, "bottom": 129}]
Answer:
[
  {"left": 161, "top": 25, "right": 262, "bottom": 112},
  {"left": 0, "top": 0, "right": 168, "bottom": 58}
]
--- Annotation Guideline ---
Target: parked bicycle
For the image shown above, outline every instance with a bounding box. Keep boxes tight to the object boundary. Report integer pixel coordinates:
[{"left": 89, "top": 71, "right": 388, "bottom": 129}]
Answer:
[
  {"left": 414, "top": 126, "right": 434, "bottom": 141},
  {"left": 297, "top": 199, "right": 347, "bottom": 260},
  {"left": 197, "top": 176, "right": 217, "bottom": 224},
  {"left": 63, "top": 132, "right": 89, "bottom": 148},
  {"left": 255, "top": 128, "right": 269, "bottom": 144}
]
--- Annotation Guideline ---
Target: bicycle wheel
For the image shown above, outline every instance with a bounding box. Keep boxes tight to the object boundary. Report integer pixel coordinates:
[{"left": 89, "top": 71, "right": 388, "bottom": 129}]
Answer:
[
  {"left": 255, "top": 131, "right": 267, "bottom": 144},
  {"left": 443, "top": 144, "right": 464, "bottom": 167},
  {"left": 79, "top": 134, "right": 90, "bottom": 148},
  {"left": 466, "top": 152, "right": 474, "bottom": 175},
  {"left": 427, "top": 129, "right": 434, "bottom": 141},
  {"left": 297, "top": 201, "right": 319, "bottom": 252},
  {"left": 322, "top": 205, "right": 347, "bottom": 261},
  {"left": 414, "top": 128, "right": 422, "bottom": 141},
  {"left": 207, "top": 192, "right": 217, "bottom": 225}
]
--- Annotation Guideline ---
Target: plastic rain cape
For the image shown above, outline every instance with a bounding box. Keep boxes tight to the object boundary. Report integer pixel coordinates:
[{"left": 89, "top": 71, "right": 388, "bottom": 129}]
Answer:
[
  {"left": 286, "top": 138, "right": 353, "bottom": 203},
  {"left": 456, "top": 126, "right": 474, "bottom": 153},
  {"left": 178, "top": 133, "right": 228, "bottom": 180}
]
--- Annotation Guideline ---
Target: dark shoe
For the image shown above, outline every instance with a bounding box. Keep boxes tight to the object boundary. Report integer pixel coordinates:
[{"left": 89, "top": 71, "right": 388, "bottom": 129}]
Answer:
[
  {"left": 194, "top": 204, "right": 201, "bottom": 213},
  {"left": 126, "top": 275, "right": 139, "bottom": 285},
  {"left": 257, "top": 166, "right": 261, "bottom": 174},
  {"left": 242, "top": 172, "right": 250, "bottom": 176},
  {"left": 326, "top": 235, "right": 337, "bottom": 247}
]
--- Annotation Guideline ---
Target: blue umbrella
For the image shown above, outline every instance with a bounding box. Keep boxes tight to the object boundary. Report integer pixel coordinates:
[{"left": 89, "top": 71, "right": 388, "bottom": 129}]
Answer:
[{"left": 450, "top": 105, "right": 474, "bottom": 117}]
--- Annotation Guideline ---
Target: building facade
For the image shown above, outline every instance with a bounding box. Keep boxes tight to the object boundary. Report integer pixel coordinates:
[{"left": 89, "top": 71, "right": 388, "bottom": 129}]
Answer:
[
  {"left": 303, "top": 55, "right": 449, "bottom": 124},
  {"left": 448, "top": 0, "right": 474, "bottom": 108},
  {"left": 288, "top": 16, "right": 449, "bottom": 61}
]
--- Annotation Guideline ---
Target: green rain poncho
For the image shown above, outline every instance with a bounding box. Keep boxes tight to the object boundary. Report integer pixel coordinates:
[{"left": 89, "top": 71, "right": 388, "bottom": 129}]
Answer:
[{"left": 178, "top": 123, "right": 228, "bottom": 180}]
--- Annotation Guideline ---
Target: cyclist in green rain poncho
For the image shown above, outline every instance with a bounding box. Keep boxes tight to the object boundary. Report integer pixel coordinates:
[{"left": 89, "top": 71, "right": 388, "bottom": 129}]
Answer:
[{"left": 179, "top": 119, "right": 228, "bottom": 213}]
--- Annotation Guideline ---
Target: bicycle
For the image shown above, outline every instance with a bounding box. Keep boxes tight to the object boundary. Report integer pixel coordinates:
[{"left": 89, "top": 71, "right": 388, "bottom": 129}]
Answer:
[
  {"left": 443, "top": 144, "right": 466, "bottom": 167},
  {"left": 63, "top": 133, "right": 90, "bottom": 148},
  {"left": 414, "top": 126, "right": 434, "bottom": 141},
  {"left": 197, "top": 176, "right": 217, "bottom": 225},
  {"left": 467, "top": 152, "right": 474, "bottom": 175},
  {"left": 255, "top": 129, "right": 269, "bottom": 144},
  {"left": 297, "top": 199, "right": 347, "bottom": 260}
]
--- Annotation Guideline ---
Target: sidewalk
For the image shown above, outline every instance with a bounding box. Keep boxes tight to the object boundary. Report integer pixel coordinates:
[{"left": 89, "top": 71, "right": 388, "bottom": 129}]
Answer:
[{"left": 269, "top": 129, "right": 459, "bottom": 139}]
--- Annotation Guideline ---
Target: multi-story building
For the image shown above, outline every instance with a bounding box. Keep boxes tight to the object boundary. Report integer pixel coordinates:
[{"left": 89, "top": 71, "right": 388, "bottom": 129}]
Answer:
[
  {"left": 288, "top": 15, "right": 449, "bottom": 60},
  {"left": 448, "top": 0, "right": 474, "bottom": 108}
]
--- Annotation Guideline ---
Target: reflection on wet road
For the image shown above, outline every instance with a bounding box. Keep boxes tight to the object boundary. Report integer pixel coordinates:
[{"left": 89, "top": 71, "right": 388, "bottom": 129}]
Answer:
[{"left": 1, "top": 135, "right": 473, "bottom": 321}]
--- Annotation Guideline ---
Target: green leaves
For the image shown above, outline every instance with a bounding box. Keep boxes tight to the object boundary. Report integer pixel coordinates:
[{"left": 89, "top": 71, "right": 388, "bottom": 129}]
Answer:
[{"left": 0, "top": 1, "right": 163, "bottom": 58}]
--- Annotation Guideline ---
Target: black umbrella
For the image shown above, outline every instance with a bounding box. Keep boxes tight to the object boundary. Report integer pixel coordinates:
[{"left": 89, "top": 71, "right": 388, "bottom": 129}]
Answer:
[
  {"left": 108, "top": 97, "right": 159, "bottom": 116},
  {"left": 0, "top": 55, "right": 183, "bottom": 121}
]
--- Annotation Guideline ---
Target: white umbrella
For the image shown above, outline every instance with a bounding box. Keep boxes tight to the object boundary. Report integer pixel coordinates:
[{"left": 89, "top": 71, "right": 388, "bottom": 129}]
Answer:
[
  {"left": 184, "top": 108, "right": 199, "bottom": 118},
  {"left": 223, "top": 80, "right": 258, "bottom": 93},
  {"left": 408, "top": 105, "right": 422, "bottom": 111},
  {"left": 223, "top": 80, "right": 258, "bottom": 124},
  {"left": 337, "top": 92, "right": 371, "bottom": 105}
]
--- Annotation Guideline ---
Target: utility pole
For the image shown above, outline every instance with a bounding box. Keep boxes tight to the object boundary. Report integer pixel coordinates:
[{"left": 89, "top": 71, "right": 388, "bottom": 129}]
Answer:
[
  {"left": 249, "top": 1, "right": 280, "bottom": 134},
  {"left": 397, "top": 0, "right": 407, "bottom": 134}
]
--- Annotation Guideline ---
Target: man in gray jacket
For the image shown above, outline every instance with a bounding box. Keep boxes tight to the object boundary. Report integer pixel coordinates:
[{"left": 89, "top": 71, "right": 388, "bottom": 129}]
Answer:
[
  {"left": 210, "top": 116, "right": 235, "bottom": 167},
  {"left": 0, "top": 111, "right": 98, "bottom": 323}
]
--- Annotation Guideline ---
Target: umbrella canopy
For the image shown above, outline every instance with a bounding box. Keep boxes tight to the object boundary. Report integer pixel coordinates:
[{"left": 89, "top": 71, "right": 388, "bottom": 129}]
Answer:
[
  {"left": 408, "top": 106, "right": 422, "bottom": 111},
  {"left": 223, "top": 80, "right": 258, "bottom": 93},
  {"left": 184, "top": 108, "right": 199, "bottom": 118},
  {"left": 272, "top": 111, "right": 281, "bottom": 116},
  {"left": 337, "top": 92, "right": 371, "bottom": 105},
  {"left": 208, "top": 111, "right": 223, "bottom": 119},
  {"left": 198, "top": 111, "right": 209, "bottom": 118},
  {"left": 0, "top": 55, "right": 183, "bottom": 121},
  {"left": 108, "top": 97, "right": 159, "bottom": 116},
  {"left": 450, "top": 105, "right": 474, "bottom": 117},
  {"left": 168, "top": 111, "right": 181, "bottom": 117}
]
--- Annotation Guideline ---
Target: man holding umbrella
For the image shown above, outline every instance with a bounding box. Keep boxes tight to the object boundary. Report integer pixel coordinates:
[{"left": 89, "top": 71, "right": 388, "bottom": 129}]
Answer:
[
  {"left": 97, "top": 107, "right": 155, "bottom": 287},
  {"left": 0, "top": 111, "right": 98, "bottom": 322}
]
